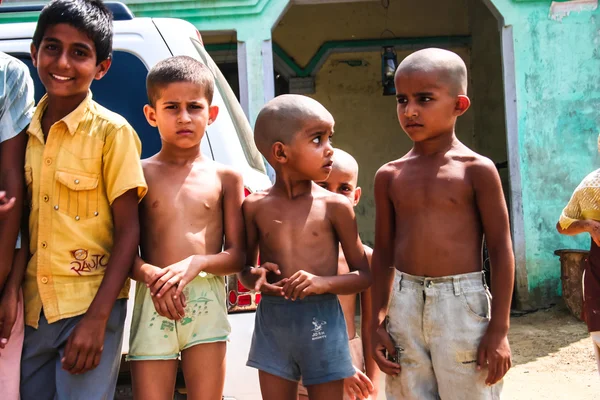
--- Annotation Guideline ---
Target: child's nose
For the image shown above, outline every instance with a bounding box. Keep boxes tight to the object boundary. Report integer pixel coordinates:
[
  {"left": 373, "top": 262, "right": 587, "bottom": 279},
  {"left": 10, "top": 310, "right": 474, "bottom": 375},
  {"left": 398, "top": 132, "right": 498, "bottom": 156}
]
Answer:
[
  {"left": 404, "top": 102, "right": 418, "bottom": 117},
  {"left": 57, "top": 51, "right": 71, "bottom": 70},
  {"left": 178, "top": 110, "right": 192, "bottom": 123}
]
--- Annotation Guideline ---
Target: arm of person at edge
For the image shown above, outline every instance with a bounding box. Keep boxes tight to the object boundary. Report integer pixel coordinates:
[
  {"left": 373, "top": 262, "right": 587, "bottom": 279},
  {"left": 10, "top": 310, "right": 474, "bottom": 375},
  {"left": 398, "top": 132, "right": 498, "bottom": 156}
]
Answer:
[
  {"left": 0, "top": 201, "right": 29, "bottom": 354},
  {"left": 556, "top": 219, "right": 600, "bottom": 245},
  {"left": 238, "top": 195, "right": 287, "bottom": 296},
  {"left": 472, "top": 159, "right": 514, "bottom": 385},
  {"left": 370, "top": 165, "right": 401, "bottom": 376},
  {"left": 361, "top": 250, "right": 381, "bottom": 399},
  {"left": 61, "top": 189, "right": 140, "bottom": 375},
  {"left": 282, "top": 197, "right": 371, "bottom": 299},
  {"left": 0, "top": 131, "right": 26, "bottom": 291},
  {"left": 148, "top": 169, "right": 246, "bottom": 299}
]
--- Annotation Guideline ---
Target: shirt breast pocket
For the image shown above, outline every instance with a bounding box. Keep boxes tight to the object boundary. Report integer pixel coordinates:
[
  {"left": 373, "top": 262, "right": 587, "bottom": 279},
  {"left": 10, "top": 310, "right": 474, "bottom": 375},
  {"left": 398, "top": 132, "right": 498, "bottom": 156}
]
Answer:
[{"left": 54, "top": 169, "right": 99, "bottom": 221}]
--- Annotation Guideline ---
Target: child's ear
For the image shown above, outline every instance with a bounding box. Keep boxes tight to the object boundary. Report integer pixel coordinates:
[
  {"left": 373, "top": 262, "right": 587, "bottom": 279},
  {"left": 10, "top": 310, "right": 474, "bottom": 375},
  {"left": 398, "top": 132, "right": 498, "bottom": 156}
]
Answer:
[
  {"left": 353, "top": 186, "right": 362, "bottom": 206},
  {"left": 143, "top": 104, "right": 158, "bottom": 128},
  {"left": 30, "top": 43, "right": 38, "bottom": 67},
  {"left": 455, "top": 95, "right": 471, "bottom": 115},
  {"left": 207, "top": 105, "right": 219, "bottom": 125},
  {"left": 272, "top": 142, "right": 288, "bottom": 164},
  {"left": 94, "top": 57, "right": 112, "bottom": 81}
]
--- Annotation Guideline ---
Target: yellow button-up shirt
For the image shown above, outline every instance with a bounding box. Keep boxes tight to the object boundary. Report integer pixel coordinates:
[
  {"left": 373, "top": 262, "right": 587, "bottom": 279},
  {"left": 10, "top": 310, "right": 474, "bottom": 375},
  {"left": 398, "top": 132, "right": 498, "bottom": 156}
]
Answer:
[{"left": 24, "top": 92, "right": 147, "bottom": 328}]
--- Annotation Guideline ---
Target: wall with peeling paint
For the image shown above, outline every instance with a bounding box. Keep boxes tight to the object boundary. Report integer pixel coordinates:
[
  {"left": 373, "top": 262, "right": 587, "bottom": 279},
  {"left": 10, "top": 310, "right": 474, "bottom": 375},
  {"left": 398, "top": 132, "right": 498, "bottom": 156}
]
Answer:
[{"left": 492, "top": 0, "right": 600, "bottom": 306}]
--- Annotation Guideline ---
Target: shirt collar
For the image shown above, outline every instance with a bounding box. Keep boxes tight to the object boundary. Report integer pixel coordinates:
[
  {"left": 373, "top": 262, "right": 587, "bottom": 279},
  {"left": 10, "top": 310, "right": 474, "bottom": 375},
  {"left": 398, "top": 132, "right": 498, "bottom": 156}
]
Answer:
[{"left": 28, "top": 91, "right": 93, "bottom": 142}]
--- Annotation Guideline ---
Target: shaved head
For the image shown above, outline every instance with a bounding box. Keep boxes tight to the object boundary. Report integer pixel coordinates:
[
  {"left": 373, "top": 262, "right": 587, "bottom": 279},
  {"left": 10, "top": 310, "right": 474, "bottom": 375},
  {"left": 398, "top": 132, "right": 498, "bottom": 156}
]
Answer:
[
  {"left": 254, "top": 94, "right": 333, "bottom": 161},
  {"left": 332, "top": 148, "right": 359, "bottom": 186},
  {"left": 395, "top": 48, "right": 467, "bottom": 95}
]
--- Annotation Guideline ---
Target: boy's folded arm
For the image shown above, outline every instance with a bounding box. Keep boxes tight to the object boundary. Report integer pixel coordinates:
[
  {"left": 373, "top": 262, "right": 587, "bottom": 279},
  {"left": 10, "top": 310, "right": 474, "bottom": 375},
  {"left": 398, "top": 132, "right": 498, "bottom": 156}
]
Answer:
[
  {"left": 330, "top": 196, "right": 371, "bottom": 293},
  {"left": 130, "top": 255, "right": 156, "bottom": 284},
  {"left": 191, "top": 167, "right": 246, "bottom": 277},
  {"left": 238, "top": 195, "right": 261, "bottom": 290}
]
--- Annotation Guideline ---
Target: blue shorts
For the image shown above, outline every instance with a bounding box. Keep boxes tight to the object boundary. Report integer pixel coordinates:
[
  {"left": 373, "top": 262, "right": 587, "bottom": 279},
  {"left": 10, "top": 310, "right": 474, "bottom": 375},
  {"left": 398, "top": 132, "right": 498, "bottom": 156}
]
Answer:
[{"left": 247, "top": 294, "right": 354, "bottom": 386}]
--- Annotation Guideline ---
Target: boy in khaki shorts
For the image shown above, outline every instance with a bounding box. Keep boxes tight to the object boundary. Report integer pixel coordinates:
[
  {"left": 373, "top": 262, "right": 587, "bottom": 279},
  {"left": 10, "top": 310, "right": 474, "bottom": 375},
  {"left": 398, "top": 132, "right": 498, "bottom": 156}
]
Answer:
[
  {"left": 298, "top": 149, "right": 380, "bottom": 400},
  {"left": 371, "top": 48, "right": 514, "bottom": 400},
  {"left": 128, "top": 56, "right": 245, "bottom": 400}
]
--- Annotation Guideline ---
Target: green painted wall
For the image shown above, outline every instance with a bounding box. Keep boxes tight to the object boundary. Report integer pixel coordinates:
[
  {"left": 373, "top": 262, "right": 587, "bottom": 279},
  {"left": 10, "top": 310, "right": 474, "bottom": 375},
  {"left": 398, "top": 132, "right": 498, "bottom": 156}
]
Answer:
[{"left": 493, "top": 0, "right": 600, "bottom": 306}]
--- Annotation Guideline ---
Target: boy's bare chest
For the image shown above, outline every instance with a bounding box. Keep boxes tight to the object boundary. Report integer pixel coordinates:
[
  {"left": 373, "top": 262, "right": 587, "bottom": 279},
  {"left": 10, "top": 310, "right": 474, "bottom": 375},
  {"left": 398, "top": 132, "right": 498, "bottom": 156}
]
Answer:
[
  {"left": 392, "top": 164, "right": 473, "bottom": 211},
  {"left": 256, "top": 200, "right": 334, "bottom": 243},
  {"left": 145, "top": 172, "right": 222, "bottom": 220}
]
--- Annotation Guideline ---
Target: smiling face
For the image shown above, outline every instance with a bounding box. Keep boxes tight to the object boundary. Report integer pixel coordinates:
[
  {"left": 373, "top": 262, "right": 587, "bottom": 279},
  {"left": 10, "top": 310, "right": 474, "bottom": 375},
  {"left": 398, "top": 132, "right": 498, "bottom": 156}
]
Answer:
[
  {"left": 30, "top": 23, "right": 110, "bottom": 103},
  {"left": 143, "top": 81, "right": 218, "bottom": 149}
]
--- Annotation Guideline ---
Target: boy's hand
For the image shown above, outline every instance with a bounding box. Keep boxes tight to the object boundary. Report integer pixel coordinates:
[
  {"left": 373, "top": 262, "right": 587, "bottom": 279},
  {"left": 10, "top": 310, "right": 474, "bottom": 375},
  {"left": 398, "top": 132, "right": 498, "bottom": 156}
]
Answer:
[
  {"left": 282, "top": 270, "right": 328, "bottom": 300},
  {"left": 372, "top": 323, "right": 401, "bottom": 376},
  {"left": 149, "top": 256, "right": 202, "bottom": 300},
  {"left": 151, "top": 287, "right": 187, "bottom": 320},
  {"left": 61, "top": 316, "right": 107, "bottom": 375},
  {"left": 477, "top": 329, "right": 512, "bottom": 385},
  {"left": 250, "top": 262, "right": 287, "bottom": 295},
  {"left": 344, "top": 367, "right": 375, "bottom": 400},
  {"left": 0, "top": 191, "right": 15, "bottom": 218},
  {"left": 0, "top": 290, "right": 19, "bottom": 355}
]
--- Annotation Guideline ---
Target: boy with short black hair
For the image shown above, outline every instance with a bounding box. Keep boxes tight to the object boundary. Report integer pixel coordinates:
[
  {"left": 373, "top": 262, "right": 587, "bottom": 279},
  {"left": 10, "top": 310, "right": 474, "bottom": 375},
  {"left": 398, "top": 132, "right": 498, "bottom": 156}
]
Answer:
[
  {"left": 19, "top": 1, "right": 147, "bottom": 399},
  {"left": 240, "top": 94, "right": 371, "bottom": 400},
  {"left": 127, "top": 55, "right": 245, "bottom": 400},
  {"left": 371, "top": 48, "right": 514, "bottom": 400}
]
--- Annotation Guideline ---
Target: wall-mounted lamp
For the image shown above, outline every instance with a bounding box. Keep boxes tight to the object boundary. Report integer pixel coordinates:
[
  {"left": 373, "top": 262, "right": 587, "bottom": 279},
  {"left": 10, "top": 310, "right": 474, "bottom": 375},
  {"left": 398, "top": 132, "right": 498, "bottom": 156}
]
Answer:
[{"left": 381, "top": 46, "right": 398, "bottom": 96}]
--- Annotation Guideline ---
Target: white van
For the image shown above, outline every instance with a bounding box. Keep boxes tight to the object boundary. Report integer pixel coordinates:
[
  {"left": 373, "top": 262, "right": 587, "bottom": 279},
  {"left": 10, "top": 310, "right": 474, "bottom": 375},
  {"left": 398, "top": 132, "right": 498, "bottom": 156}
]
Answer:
[{"left": 0, "top": 3, "right": 268, "bottom": 399}]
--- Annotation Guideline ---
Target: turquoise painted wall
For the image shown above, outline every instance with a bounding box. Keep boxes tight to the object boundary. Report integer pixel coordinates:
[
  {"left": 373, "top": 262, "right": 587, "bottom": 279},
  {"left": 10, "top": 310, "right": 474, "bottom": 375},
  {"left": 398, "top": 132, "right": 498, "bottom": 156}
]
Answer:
[{"left": 494, "top": 0, "right": 600, "bottom": 305}]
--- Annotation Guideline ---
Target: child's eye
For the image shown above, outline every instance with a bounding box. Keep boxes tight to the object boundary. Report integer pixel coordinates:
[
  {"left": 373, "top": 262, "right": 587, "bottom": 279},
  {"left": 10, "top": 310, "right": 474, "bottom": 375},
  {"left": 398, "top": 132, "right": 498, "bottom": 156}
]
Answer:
[
  {"left": 341, "top": 186, "right": 351, "bottom": 193},
  {"left": 397, "top": 98, "right": 407, "bottom": 104},
  {"left": 190, "top": 104, "right": 203, "bottom": 110},
  {"left": 165, "top": 105, "right": 177, "bottom": 110},
  {"left": 45, "top": 44, "right": 58, "bottom": 51},
  {"left": 316, "top": 182, "right": 328, "bottom": 189},
  {"left": 421, "top": 97, "right": 432, "bottom": 102},
  {"left": 73, "top": 50, "right": 87, "bottom": 57},
  {"left": 312, "top": 136, "right": 321, "bottom": 144}
]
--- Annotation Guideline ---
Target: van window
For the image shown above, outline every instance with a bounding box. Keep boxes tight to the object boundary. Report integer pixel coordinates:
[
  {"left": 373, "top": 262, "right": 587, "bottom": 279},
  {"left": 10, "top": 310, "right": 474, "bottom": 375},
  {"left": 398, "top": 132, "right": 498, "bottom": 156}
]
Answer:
[
  {"left": 192, "top": 40, "right": 266, "bottom": 174},
  {"left": 15, "top": 51, "right": 161, "bottom": 159}
]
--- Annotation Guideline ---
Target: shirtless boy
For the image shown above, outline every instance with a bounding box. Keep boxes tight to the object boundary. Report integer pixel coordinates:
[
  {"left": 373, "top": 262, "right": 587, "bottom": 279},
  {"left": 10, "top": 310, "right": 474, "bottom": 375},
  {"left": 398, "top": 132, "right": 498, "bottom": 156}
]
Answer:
[
  {"left": 371, "top": 48, "right": 514, "bottom": 400},
  {"left": 128, "top": 56, "right": 245, "bottom": 400},
  {"left": 240, "top": 95, "right": 371, "bottom": 400},
  {"left": 298, "top": 149, "right": 379, "bottom": 400}
]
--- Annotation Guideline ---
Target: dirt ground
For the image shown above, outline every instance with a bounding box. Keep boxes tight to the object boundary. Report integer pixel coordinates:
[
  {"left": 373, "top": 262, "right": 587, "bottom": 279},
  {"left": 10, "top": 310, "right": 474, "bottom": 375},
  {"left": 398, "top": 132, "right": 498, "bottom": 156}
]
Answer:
[{"left": 502, "top": 303, "right": 599, "bottom": 399}]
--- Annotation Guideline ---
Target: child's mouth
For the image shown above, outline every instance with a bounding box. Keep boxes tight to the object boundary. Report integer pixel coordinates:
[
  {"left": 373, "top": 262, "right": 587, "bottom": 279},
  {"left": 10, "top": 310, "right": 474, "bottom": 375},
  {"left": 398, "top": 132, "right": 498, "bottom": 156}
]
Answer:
[{"left": 50, "top": 73, "right": 74, "bottom": 81}]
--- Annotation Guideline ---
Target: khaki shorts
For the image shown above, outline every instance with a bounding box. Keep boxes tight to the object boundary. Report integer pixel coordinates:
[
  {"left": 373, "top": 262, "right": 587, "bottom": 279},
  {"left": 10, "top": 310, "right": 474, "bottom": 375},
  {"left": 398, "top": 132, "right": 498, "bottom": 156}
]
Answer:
[
  {"left": 385, "top": 271, "right": 502, "bottom": 400},
  {"left": 298, "top": 335, "right": 364, "bottom": 399},
  {"left": 128, "top": 274, "right": 230, "bottom": 360}
]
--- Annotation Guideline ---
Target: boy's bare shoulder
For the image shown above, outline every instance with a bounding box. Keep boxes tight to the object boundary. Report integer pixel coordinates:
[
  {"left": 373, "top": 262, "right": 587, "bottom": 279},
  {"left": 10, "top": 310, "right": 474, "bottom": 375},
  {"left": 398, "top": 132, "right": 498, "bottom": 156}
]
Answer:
[
  {"left": 242, "top": 188, "right": 270, "bottom": 214},
  {"left": 454, "top": 147, "right": 498, "bottom": 179},
  {"left": 213, "top": 161, "right": 243, "bottom": 188}
]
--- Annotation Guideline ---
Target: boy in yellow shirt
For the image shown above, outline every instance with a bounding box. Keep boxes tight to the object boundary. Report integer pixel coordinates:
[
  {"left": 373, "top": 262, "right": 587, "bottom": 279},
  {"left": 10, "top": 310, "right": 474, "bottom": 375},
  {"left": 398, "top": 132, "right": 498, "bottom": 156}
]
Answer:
[{"left": 19, "top": 1, "right": 147, "bottom": 399}]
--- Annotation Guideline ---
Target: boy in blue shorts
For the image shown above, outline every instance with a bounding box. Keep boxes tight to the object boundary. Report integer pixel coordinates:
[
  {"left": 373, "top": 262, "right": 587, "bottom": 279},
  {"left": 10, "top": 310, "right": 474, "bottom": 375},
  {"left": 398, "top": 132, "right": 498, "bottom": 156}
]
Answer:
[
  {"left": 240, "top": 95, "right": 372, "bottom": 400},
  {"left": 19, "top": 1, "right": 147, "bottom": 399},
  {"left": 128, "top": 56, "right": 245, "bottom": 400}
]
